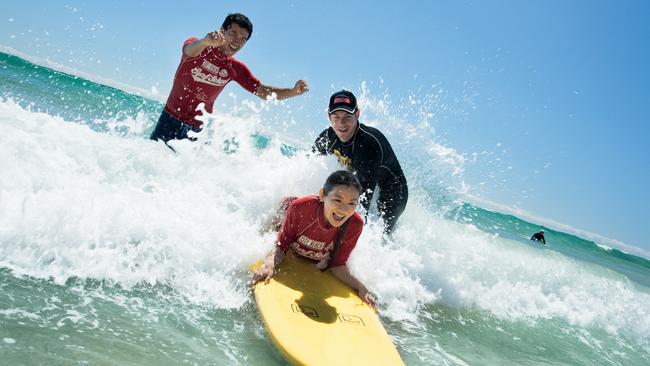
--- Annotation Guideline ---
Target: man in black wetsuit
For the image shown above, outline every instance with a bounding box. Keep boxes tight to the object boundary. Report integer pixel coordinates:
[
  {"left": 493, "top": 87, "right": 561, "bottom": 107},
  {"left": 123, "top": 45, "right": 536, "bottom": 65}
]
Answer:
[
  {"left": 531, "top": 230, "right": 546, "bottom": 244},
  {"left": 313, "top": 90, "right": 408, "bottom": 235}
]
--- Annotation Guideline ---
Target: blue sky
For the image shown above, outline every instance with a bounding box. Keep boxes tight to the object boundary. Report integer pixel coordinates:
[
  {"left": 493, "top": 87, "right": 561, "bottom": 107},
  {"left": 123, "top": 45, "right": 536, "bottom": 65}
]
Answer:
[{"left": 2, "top": 1, "right": 649, "bottom": 252}]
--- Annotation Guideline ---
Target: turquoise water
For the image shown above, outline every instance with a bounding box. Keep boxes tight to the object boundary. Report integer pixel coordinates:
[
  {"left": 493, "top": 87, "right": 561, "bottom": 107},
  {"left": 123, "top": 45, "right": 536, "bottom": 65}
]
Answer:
[{"left": 1, "top": 52, "right": 649, "bottom": 365}]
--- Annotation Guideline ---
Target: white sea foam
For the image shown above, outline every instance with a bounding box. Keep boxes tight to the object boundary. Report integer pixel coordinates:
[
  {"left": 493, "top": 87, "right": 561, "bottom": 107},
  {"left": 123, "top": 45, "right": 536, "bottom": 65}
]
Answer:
[
  {"left": 0, "top": 98, "right": 332, "bottom": 309},
  {"left": 1, "top": 99, "right": 649, "bottom": 346},
  {"left": 596, "top": 243, "right": 613, "bottom": 252},
  {"left": 391, "top": 203, "right": 650, "bottom": 343}
]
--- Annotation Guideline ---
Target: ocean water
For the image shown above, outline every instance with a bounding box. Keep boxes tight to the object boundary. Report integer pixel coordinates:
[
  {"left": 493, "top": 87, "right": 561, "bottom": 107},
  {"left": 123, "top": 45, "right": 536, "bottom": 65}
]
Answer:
[{"left": 1, "top": 51, "right": 649, "bottom": 365}]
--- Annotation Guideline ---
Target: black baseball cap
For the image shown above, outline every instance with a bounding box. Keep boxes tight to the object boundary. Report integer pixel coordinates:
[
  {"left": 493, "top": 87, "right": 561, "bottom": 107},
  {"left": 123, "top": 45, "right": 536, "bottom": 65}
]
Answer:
[{"left": 328, "top": 90, "right": 357, "bottom": 114}]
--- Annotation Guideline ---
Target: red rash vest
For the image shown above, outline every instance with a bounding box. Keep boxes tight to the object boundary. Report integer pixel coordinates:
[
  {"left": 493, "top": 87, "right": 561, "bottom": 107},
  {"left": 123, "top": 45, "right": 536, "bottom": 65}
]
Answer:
[
  {"left": 163, "top": 37, "right": 260, "bottom": 128},
  {"left": 277, "top": 196, "right": 363, "bottom": 267}
]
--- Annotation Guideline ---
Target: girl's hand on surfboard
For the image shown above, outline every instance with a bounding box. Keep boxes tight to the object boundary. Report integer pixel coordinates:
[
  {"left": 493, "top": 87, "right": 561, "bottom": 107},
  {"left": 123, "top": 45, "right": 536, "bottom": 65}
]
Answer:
[
  {"left": 358, "top": 288, "right": 377, "bottom": 312},
  {"left": 251, "top": 263, "right": 275, "bottom": 285}
]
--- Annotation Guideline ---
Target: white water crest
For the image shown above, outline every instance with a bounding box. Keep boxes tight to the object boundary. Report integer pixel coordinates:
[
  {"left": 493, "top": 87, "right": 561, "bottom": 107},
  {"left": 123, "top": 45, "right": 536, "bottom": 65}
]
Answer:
[{"left": 1, "top": 98, "right": 649, "bottom": 350}]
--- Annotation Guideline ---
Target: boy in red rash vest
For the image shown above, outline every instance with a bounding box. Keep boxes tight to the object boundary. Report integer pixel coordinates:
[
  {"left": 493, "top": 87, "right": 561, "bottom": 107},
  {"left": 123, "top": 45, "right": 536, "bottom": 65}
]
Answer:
[
  {"left": 150, "top": 13, "right": 309, "bottom": 147},
  {"left": 252, "top": 170, "right": 376, "bottom": 308}
]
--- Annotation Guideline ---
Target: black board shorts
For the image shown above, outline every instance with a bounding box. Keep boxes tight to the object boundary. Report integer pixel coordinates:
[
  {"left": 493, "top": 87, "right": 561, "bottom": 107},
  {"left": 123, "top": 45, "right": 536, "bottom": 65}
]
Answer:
[{"left": 149, "top": 110, "right": 202, "bottom": 144}]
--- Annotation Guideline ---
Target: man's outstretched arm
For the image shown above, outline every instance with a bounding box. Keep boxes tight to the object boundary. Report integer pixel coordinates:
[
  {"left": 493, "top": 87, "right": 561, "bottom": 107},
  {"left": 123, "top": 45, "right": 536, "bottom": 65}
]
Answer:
[{"left": 255, "top": 80, "right": 309, "bottom": 100}]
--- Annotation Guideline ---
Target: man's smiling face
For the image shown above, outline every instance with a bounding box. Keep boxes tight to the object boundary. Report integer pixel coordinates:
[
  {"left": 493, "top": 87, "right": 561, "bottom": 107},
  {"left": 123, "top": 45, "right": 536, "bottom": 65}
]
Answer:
[
  {"left": 328, "top": 110, "right": 359, "bottom": 143},
  {"left": 219, "top": 23, "right": 249, "bottom": 56}
]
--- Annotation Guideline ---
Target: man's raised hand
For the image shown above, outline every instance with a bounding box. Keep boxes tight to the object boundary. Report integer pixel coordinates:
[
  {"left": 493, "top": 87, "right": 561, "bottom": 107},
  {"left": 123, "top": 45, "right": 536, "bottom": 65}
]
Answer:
[{"left": 203, "top": 30, "right": 227, "bottom": 47}]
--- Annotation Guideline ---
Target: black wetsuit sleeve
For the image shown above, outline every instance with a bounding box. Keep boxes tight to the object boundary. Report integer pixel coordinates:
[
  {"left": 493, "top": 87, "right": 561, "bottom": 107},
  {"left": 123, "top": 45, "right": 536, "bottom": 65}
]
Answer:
[
  {"left": 355, "top": 140, "right": 382, "bottom": 213},
  {"left": 312, "top": 129, "right": 330, "bottom": 156},
  {"left": 358, "top": 171, "right": 378, "bottom": 213}
]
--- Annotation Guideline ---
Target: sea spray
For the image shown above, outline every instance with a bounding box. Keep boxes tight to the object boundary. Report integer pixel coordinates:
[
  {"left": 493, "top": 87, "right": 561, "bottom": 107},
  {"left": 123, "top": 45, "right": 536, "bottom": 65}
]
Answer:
[{"left": 2, "top": 52, "right": 650, "bottom": 365}]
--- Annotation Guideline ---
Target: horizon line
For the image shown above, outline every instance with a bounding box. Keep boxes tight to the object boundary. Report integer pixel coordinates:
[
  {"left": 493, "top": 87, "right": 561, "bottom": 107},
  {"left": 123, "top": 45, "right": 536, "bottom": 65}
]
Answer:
[{"left": 0, "top": 45, "right": 166, "bottom": 103}]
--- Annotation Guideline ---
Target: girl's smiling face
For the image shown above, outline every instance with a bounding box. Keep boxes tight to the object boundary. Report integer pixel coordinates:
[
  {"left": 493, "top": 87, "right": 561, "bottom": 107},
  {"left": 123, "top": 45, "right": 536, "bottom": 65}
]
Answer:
[{"left": 320, "top": 184, "right": 359, "bottom": 227}]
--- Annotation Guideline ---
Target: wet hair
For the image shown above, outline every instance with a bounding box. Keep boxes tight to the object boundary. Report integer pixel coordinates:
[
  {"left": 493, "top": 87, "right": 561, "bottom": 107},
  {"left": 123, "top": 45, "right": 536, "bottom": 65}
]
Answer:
[
  {"left": 323, "top": 170, "right": 361, "bottom": 196},
  {"left": 221, "top": 13, "right": 253, "bottom": 40}
]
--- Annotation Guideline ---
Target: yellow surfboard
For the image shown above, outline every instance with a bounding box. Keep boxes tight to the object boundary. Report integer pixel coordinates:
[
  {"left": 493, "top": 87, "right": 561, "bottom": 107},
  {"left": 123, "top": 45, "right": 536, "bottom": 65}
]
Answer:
[{"left": 252, "top": 253, "right": 404, "bottom": 366}]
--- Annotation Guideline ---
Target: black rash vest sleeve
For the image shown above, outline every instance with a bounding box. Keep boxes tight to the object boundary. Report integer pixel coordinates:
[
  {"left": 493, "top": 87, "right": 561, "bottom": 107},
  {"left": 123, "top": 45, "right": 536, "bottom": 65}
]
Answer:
[
  {"left": 312, "top": 129, "right": 330, "bottom": 155},
  {"left": 355, "top": 136, "right": 383, "bottom": 213}
]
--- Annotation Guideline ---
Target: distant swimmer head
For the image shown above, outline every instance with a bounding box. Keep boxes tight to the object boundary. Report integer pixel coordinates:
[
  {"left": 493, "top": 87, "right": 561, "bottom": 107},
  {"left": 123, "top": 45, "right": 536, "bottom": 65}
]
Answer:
[
  {"left": 540, "top": 230, "right": 545, "bottom": 233},
  {"left": 320, "top": 170, "right": 361, "bottom": 227},
  {"left": 328, "top": 90, "right": 358, "bottom": 114}
]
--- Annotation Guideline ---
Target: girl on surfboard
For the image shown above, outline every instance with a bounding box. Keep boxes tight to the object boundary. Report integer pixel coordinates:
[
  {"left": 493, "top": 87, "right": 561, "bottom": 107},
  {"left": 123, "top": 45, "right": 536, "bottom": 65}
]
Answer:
[{"left": 251, "top": 170, "right": 376, "bottom": 308}]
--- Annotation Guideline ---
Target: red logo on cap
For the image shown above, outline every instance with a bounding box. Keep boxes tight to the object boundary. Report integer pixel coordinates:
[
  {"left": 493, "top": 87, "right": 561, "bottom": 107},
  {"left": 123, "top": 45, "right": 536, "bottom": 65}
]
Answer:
[{"left": 333, "top": 97, "right": 351, "bottom": 104}]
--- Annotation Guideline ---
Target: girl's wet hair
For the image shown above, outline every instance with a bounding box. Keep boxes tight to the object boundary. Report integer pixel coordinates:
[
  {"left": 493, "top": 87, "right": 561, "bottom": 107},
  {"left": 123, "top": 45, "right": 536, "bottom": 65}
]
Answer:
[{"left": 323, "top": 170, "right": 361, "bottom": 195}]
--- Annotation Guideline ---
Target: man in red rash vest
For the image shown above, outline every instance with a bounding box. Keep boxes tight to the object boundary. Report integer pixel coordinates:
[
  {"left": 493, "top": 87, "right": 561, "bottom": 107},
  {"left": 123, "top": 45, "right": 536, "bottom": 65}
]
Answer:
[{"left": 150, "top": 13, "right": 309, "bottom": 147}]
